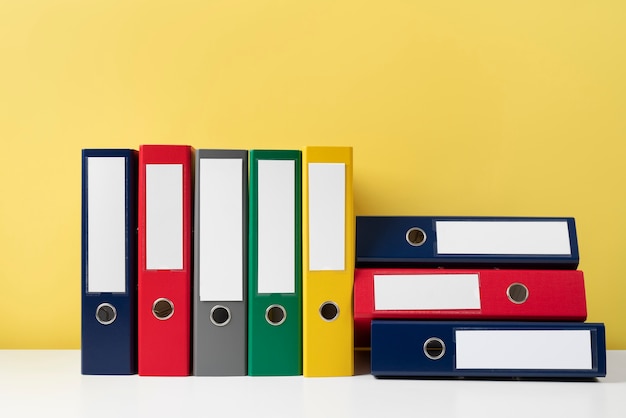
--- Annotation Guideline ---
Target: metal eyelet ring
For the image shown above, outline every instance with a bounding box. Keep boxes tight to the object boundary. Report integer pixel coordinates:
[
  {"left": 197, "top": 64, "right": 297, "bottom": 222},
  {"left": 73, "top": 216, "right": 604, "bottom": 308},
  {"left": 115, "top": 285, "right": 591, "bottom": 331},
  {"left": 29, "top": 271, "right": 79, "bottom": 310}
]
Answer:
[
  {"left": 406, "top": 227, "right": 427, "bottom": 247},
  {"left": 507, "top": 283, "right": 529, "bottom": 304},
  {"left": 152, "top": 298, "right": 174, "bottom": 320},
  {"left": 210, "top": 305, "right": 231, "bottom": 327},
  {"left": 319, "top": 301, "right": 340, "bottom": 322},
  {"left": 96, "top": 303, "right": 117, "bottom": 325},
  {"left": 423, "top": 337, "right": 446, "bottom": 360},
  {"left": 265, "top": 304, "right": 287, "bottom": 326}
]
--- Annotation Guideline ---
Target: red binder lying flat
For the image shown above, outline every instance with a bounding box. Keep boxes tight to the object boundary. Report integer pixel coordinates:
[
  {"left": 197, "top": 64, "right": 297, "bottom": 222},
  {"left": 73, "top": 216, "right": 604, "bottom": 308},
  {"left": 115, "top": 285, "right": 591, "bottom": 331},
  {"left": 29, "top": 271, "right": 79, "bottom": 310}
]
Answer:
[
  {"left": 354, "top": 268, "right": 587, "bottom": 348},
  {"left": 138, "top": 145, "right": 193, "bottom": 375}
]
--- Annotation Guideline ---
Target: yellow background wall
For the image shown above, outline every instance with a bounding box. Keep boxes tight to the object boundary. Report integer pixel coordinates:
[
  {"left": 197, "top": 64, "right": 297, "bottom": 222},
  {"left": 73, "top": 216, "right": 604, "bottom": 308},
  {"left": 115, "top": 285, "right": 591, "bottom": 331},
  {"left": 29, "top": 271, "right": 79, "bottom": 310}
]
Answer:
[{"left": 1, "top": 1, "right": 625, "bottom": 349}]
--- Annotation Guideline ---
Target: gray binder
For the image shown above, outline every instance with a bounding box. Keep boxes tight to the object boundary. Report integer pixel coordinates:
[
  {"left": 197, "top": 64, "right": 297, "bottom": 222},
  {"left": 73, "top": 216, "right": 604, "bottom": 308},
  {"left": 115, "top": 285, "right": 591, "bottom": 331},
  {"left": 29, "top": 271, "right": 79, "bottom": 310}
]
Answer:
[{"left": 193, "top": 149, "right": 248, "bottom": 375}]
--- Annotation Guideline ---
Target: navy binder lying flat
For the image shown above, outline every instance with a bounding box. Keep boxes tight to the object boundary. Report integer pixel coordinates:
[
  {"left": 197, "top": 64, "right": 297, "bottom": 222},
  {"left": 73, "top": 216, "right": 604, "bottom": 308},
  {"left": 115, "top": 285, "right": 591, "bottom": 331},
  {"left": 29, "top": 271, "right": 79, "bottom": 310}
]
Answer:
[
  {"left": 356, "top": 216, "right": 579, "bottom": 269},
  {"left": 371, "top": 320, "right": 606, "bottom": 379},
  {"left": 81, "top": 149, "right": 137, "bottom": 375}
]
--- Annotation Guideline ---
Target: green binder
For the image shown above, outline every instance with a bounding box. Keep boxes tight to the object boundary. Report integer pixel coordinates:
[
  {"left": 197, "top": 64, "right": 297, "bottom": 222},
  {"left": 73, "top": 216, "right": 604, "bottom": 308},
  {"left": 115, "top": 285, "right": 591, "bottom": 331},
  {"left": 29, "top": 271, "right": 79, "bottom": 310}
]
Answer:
[{"left": 248, "top": 150, "right": 302, "bottom": 375}]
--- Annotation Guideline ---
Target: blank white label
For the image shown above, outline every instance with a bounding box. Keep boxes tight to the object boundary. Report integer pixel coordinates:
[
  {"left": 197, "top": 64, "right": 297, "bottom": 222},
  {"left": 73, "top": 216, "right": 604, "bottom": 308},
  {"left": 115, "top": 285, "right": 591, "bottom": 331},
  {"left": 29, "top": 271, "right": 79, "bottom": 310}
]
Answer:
[
  {"left": 199, "top": 158, "right": 243, "bottom": 302},
  {"left": 435, "top": 221, "right": 572, "bottom": 255},
  {"left": 87, "top": 157, "right": 126, "bottom": 293},
  {"left": 374, "top": 274, "right": 480, "bottom": 310},
  {"left": 258, "top": 160, "right": 295, "bottom": 294},
  {"left": 455, "top": 330, "right": 592, "bottom": 370},
  {"left": 308, "top": 163, "right": 345, "bottom": 271},
  {"left": 146, "top": 164, "right": 183, "bottom": 270}
]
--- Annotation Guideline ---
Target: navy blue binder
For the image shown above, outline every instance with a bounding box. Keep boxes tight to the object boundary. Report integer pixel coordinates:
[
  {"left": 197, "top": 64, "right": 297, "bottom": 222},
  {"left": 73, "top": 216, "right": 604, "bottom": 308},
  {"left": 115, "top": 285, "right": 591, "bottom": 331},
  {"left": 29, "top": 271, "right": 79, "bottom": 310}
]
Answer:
[
  {"left": 371, "top": 320, "right": 606, "bottom": 379},
  {"left": 356, "top": 216, "right": 579, "bottom": 269},
  {"left": 81, "top": 149, "right": 138, "bottom": 375}
]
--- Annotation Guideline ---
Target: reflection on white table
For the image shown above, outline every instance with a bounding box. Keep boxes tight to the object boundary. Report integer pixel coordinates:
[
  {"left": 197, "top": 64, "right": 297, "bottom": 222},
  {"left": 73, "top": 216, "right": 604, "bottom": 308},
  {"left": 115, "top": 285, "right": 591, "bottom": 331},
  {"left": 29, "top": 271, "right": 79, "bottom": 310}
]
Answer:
[{"left": 0, "top": 350, "right": 624, "bottom": 418}]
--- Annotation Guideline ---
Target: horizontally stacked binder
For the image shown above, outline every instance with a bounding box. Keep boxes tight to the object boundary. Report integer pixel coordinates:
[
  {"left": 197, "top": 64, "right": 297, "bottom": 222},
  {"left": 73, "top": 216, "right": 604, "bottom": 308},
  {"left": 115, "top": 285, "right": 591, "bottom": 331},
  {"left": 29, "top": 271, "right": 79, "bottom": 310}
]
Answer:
[
  {"left": 355, "top": 216, "right": 607, "bottom": 378},
  {"left": 81, "top": 146, "right": 355, "bottom": 377}
]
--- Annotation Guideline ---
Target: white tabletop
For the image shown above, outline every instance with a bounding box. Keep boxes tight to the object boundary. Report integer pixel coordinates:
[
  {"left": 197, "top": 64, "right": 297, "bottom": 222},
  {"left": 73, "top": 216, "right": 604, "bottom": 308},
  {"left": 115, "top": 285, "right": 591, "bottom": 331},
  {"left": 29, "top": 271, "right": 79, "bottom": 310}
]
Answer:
[{"left": 0, "top": 350, "right": 624, "bottom": 418}]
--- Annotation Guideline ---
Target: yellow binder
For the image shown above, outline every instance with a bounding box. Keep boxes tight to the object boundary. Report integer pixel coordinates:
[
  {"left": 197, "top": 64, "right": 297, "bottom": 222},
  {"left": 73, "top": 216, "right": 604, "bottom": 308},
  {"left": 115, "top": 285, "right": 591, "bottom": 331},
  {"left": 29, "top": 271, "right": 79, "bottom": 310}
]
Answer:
[{"left": 302, "top": 146, "right": 354, "bottom": 377}]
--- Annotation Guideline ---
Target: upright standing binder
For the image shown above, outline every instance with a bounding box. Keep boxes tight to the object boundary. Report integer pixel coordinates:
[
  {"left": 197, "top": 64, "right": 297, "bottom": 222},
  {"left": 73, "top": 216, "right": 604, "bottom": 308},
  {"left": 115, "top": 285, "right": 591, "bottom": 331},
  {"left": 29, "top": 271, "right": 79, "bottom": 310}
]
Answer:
[
  {"left": 248, "top": 150, "right": 302, "bottom": 376},
  {"left": 354, "top": 268, "right": 587, "bottom": 348},
  {"left": 356, "top": 216, "right": 579, "bottom": 269},
  {"left": 138, "top": 145, "right": 193, "bottom": 376},
  {"left": 81, "top": 149, "right": 137, "bottom": 375},
  {"left": 193, "top": 150, "right": 248, "bottom": 376},
  {"left": 371, "top": 320, "right": 606, "bottom": 379},
  {"left": 302, "top": 146, "right": 354, "bottom": 377}
]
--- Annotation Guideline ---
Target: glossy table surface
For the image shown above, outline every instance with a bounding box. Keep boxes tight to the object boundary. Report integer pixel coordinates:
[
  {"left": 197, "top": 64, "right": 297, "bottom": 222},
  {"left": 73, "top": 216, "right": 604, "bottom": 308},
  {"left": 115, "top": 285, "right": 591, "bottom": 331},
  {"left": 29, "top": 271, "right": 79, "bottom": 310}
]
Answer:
[{"left": 1, "top": 350, "right": 624, "bottom": 418}]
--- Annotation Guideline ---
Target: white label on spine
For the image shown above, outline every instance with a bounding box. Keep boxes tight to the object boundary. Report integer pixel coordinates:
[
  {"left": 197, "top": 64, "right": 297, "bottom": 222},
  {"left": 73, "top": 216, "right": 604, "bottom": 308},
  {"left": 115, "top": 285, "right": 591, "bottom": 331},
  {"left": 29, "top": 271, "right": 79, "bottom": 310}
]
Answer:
[
  {"left": 455, "top": 330, "right": 592, "bottom": 370},
  {"left": 199, "top": 158, "right": 243, "bottom": 301},
  {"left": 435, "top": 221, "right": 572, "bottom": 255},
  {"left": 258, "top": 159, "right": 295, "bottom": 294},
  {"left": 374, "top": 274, "right": 480, "bottom": 310},
  {"left": 87, "top": 157, "right": 126, "bottom": 293},
  {"left": 146, "top": 164, "right": 183, "bottom": 270},
  {"left": 308, "top": 163, "right": 345, "bottom": 271}
]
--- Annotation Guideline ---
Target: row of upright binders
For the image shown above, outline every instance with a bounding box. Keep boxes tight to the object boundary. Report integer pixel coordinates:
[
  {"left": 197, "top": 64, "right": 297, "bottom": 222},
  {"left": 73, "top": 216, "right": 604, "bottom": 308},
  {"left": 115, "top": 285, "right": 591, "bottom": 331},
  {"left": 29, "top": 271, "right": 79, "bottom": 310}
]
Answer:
[
  {"left": 82, "top": 145, "right": 354, "bottom": 377},
  {"left": 82, "top": 145, "right": 606, "bottom": 378}
]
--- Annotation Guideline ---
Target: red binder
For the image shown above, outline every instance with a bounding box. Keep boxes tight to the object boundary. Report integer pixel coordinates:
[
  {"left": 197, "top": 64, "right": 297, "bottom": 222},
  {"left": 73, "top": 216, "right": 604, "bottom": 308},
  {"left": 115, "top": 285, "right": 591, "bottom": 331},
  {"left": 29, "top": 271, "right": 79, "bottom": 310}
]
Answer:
[
  {"left": 138, "top": 145, "right": 193, "bottom": 375},
  {"left": 354, "top": 268, "right": 587, "bottom": 348}
]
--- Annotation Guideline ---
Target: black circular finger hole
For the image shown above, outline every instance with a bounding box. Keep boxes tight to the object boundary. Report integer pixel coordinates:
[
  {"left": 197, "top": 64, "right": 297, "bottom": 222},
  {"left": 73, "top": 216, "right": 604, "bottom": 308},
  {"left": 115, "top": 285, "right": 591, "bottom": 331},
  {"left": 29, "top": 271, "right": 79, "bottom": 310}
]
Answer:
[
  {"left": 152, "top": 298, "right": 174, "bottom": 320},
  {"left": 406, "top": 227, "right": 427, "bottom": 247},
  {"left": 423, "top": 337, "right": 446, "bottom": 360},
  {"left": 96, "top": 303, "right": 117, "bottom": 325},
  {"left": 319, "top": 301, "right": 339, "bottom": 322},
  {"left": 210, "top": 305, "right": 231, "bottom": 327}
]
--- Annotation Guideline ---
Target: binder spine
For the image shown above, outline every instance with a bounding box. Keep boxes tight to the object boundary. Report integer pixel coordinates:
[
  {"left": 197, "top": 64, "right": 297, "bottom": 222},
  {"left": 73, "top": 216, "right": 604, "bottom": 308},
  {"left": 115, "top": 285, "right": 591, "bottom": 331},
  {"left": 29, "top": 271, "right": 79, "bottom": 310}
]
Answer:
[
  {"left": 371, "top": 320, "right": 606, "bottom": 378},
  {"left": 356, "top": 216, "right": 579, "bottom": 269},
  {"left": 193, "top": 149, "right": 248, "bottom": 376},
  {"left": 248, "top": 150, "right": 302, "bottom": 376},
  {"left": 137, "top": 145, "right": 193, "bottom": 376},
  {"left": 81, "top": 149, "right": 138, "bottom": 375},
  {"left": 302, "top": 146, "right": 354, "bottom": 377}
]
